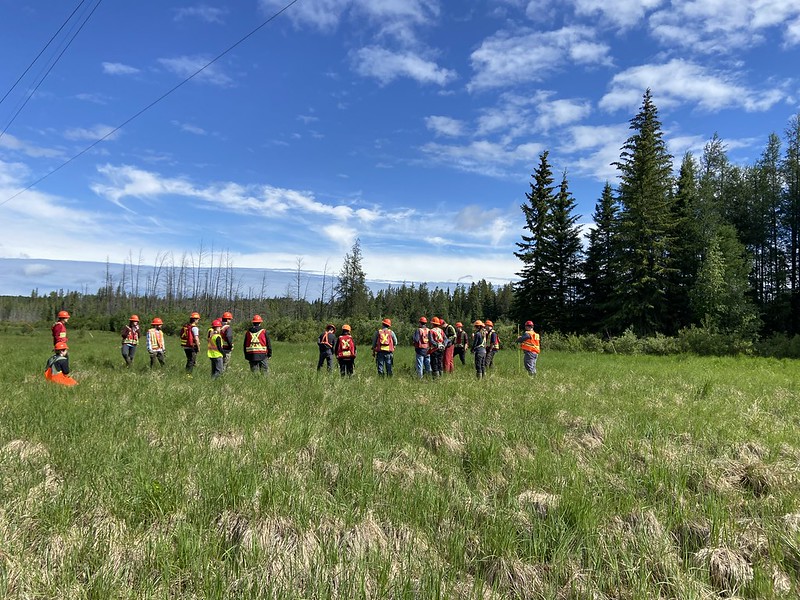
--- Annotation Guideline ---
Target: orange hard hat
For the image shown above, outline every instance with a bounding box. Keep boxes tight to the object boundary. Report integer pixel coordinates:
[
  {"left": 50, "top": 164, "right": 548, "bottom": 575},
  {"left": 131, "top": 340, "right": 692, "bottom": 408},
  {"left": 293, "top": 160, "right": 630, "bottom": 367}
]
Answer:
[
  {"left": 222, "top": 311, "right": 233, "bottom": 320},
  {"left": 484, "top": 319, "right": 494, "bottom": 327},
  {"left": 473, "top": 320, "right": 484, "bottom": 327},
  {"left": 129, "top": 314, "right": 139, "bottom": 322},
  {"left": 382, "top": 318, "right": 391, "bottom": 326},
  {"left": 455, "top": 322, "right": 463, "bottom": 328},
  {"left": 58, "top": 310, "right": 70, "bottom": 318},
  {"left": 430, "top": 316, "right": 440, "bottom": 325},
  {"left": 211, "top": 319, "right": 222, "bottom": 328},
  {"left": 525, "top": 320, "right": 534, "bottom": 327},
  {"left": 342, "top": 323, "right": 351, "bottom": 332},
  {"left": 151, "top": 317, "right": 163, "bottom": 325},
  {"left": 252, "top": 314, "right": 263, "bottom": 323},
  {"left": 419, "top": 317, "right": 427, "bottom": 324},
  {"left": 190, "top": 312, "right": 200, "bottom": 320},
  {"left": 54, "top": 341, "right": 68, "bottom": 351}
]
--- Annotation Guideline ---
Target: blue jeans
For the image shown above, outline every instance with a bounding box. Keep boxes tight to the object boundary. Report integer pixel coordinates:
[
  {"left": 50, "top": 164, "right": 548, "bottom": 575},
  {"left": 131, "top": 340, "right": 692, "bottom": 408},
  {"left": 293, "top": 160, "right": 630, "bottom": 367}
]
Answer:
[
  {"left": 376, "top": 351, "right": 393, "bottom": 376},
  {"left": 415, "top": 350, "right": 431, "bottom": 378}
]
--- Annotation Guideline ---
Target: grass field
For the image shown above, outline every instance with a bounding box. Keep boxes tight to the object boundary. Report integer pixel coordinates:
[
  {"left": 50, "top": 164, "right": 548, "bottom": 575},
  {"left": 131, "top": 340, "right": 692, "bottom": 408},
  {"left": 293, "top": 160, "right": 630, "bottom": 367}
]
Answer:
[{"left": 2, "top": 330, "right": 800, "bottom": 598}]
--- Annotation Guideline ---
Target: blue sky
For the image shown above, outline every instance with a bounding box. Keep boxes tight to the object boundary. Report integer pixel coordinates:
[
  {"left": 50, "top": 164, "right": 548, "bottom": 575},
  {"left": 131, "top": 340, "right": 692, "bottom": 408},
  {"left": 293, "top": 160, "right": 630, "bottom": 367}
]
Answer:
[{"left": 1, "top": 0, "right": 800, "bottom": 296}]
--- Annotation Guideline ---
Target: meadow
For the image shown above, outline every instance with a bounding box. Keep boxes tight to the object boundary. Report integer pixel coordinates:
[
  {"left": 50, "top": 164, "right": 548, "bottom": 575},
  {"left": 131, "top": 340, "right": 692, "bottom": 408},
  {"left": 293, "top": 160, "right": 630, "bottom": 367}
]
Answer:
[{"left": 2, "top": 330, "right": 800, "bottom": 599}]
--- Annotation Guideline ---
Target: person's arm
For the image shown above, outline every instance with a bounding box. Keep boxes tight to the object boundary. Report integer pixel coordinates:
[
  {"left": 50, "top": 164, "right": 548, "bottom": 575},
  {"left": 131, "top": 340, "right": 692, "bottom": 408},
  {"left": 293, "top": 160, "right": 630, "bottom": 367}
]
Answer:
[
  {"left": 265, "top": 332, "right": 272, "bottom": 358},
  {"left": 192, "top": 326, "right": 200, "bottom": 349},
  {"left": 146, "top": 331, "right": 154, "bottom": 352},
  {"left": 224, "top": 327, "right": 234, "bottom": 349},
  {"left": 60, "top": 355, "right": 70, "bottom": 375}
]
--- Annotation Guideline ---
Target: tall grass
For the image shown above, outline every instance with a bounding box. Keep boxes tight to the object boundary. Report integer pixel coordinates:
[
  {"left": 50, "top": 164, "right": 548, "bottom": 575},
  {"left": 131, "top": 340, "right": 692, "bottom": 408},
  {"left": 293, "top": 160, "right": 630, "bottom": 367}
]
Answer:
[{"left": 1, "top": 331, "right": 800, "bottom": 598}]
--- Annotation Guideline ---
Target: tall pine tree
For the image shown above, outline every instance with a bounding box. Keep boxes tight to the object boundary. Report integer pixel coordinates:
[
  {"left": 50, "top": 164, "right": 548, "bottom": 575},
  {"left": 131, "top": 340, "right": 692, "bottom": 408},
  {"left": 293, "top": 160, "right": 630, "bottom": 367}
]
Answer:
[
  {"left": 583, "top": 182, "right": 619, "bottom": 332},
  {"left": 335, "top": 238, "right": 370, "bottom": 318}
]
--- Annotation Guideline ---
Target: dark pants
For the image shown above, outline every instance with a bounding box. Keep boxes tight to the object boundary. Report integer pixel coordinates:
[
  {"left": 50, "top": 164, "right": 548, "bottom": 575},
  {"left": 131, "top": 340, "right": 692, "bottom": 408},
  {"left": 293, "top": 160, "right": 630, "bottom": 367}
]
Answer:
[
  {"left": 524, "top": 351, "right": 538, "bottom": 376},
  {"left": 454, "top": 346, "right": 466, "bottom": 365},
  {"left": 317, "top": 349, "right": 333, "bottom": 371},
  {"left": 222, "top": 351, "right": 231, "bottom": 372},
  {"left": 247, "top": 357, "right": 269, "bottom": 374},
  {"left": 149, "top": 351, "right": 166, "bottom": 368},
  {"left": 338, "top": 358, "right": 354, "bottom": 377},
  {"left": 485, "top": 349, "right": 497, "bottom": 369},
  {"left": 430, "top": 350, "right": 444, "bottom": 377},
  {"left": 184, "top": 348, "right": 198, "bottom": 373},
  {"left": 473, "top": 348, "right": 486, "bottom": 379},
  {"left": 122, "top": 344, "right": 136, "bottom": 367},
  {"left": 210, "top": 357, "right": 223, "bottom": 379},
  {"left": 376, "top": 351, "right": 393, "bottom": 376}
]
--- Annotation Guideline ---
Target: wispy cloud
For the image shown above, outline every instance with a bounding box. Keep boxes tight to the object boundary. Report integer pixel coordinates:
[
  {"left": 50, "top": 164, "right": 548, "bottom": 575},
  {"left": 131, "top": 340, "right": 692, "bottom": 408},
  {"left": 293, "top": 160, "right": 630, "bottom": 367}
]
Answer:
[
  {"left": 174, "top": 5, "right": 227, "bottom": 23},
  {"left": 425, "top": 115, "right": 465, "bottom": 137},
  {"left": 0, "top": 133, "right": 63, "bottom": 159},
  {"left": 573, "top": 0, "right": 664, "bottom": 28},
  {"left": 534, "top": 96, "right": 592, "bottom": 132},
  {"left": 157, "top": 55, "right": 233, "bottom": 87},
  {"left": 353, "top": 46, "right": 456, "bottom": 86},
  {"left": 63, "top": 124, "right": 120, "bottom": 142},
  {"left": 74, "top": 92, "right": 110, "bottom": 104},
  {"left": 171, "top": 120, "right": 207, "bottom": 135},
  {"left": 102, "top": 61, "right": 140, "bottom": 76},
  {"left": 420, "top": 139, "right": 544, "bottom": 178}
]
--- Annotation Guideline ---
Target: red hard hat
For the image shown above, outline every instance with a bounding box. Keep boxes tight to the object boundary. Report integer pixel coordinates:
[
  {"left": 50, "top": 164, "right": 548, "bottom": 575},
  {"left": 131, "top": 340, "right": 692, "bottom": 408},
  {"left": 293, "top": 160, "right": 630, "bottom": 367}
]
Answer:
[
  {"left": 129, "top": 314, "right": 139, "bottom": 322},
  {"left": 455, "top": 322, "right": 463, "bottom": 328},
  {"left": 382, "top": 318, "right": 391, "bottom": 326},
  {"left": 222, "top": 311, "right": 233, "bottom": 320},
  {"left": 252, "top": 314, "right": 263, "bottom": 323},
  {"left": 54, "top": 341, "right": 68, "bottom": 351},
  {"left": 151, "top": 317, "right": 163, "bottom": 325},
  {"left": 430, "top": 316, "right": 440, "bottom": 325},
  {"left": 473, "top": 320, "right": 484, "bottom": 327},
  {"left": 58, "top": 310, "right": 70, "bottom": 318},
  {"left": 525, "top": 320, "right": 534, "bottom": 327},
  {"left": 211, "top": 319, "right": 222, "bottom": 328},
  {"left": 419, "top": 317, "right": 427, "bottom": 324},
  {"left": 190, "top": 312, "right": 201, "bottom": 319},
  {"left": 485, "top": 319, "right": 494, "bottom": 327}
]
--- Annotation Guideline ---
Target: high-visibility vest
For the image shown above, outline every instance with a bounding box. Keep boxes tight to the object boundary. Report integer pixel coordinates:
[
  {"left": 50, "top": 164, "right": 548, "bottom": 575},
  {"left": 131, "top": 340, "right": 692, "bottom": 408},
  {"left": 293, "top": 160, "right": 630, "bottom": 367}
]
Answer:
[
  {"left": 220, "top": 324, "right": 232, "bottom": 350},
  {"left": 376, "top": 328, "right": 395, "bottom": 352},
  {"left": 207, "top": 329, "right": 223, "bottom": 358},
  {"left": 487, "top": 330, "right": 500, "bottom": 350},
  {"left": 245, "top": 329, "right": 267, "bottom": 353},
  {"left": 414, "top": 327, "right": 429, "bottom": 349},
  {"left": 520, "top": 331, "right": 540, "bottom": 353},
  {"left": 336, "top": 335, "right": 355, "bottom": 358},
  {"left": 44, "top": 355, "right": 77, "bottom": 386},
  {"left": 147, "top": 328, "right": 165, "bottom": 351},
  {"left": 455, "top": 330, "right": 469, "bottom": 348},
  {"left": 473, "top": 331, "right": 486, "bottom": 349},
  {"left": 319, "top": 331, "right": 333, "bottom": 348},
  {"left": 52, "top": 322, "right": 67, "bottom": 345},
  {"left": 122, "top": 325, "right": 139, "bottom": 345},
  {"left": 180, "top": 323, "right": 196, "bottom": 348}
]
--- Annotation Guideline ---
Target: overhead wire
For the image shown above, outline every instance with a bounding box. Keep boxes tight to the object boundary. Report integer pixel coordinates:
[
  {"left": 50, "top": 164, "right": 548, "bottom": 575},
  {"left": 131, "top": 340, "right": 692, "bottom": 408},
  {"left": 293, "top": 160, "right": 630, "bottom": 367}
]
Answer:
[
  {"left": 0, "top": 0, "right": 89, "bottom": 108},
  {"left": 0, "top": 0, "right": 303, "bottom": 209},
  {"left": 0, "top": 0, "right": 105, "bottom": 143}
]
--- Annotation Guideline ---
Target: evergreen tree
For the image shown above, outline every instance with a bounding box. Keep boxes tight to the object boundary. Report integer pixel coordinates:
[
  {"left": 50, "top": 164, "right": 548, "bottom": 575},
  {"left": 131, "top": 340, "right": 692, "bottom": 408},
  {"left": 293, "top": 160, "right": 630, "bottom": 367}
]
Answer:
[
  {"left": 513, "top": 151, "right": 554, "bottom": 327},
  {"left": 583, "top": 182, "right": 619, "bottom": 332},
  {"left": 783, "top": 115, "right": 800, "bottom": 334},
  {"left": 539, "top": 171, "right": 583, "bottom": 331},
  {"left": 612, "top": 89, "right": 675, "bottom": 335},
  {"left": 335, "top": 238, "right": 370, "bottom": 318}
]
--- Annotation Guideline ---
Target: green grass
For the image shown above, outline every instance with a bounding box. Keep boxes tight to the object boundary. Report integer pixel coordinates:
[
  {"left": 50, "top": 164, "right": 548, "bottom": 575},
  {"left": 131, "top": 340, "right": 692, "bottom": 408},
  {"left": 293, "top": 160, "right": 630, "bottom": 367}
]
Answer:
[{"left": 2, "top": 331, "right": 800, "bottom": 598}]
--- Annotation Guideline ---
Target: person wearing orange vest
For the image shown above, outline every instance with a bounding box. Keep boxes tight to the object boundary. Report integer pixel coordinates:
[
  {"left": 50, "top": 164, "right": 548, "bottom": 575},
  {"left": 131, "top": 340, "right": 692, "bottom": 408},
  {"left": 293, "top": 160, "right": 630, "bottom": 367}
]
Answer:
[
  {"left": 44, "top": 341, "right": 78, "bottom": 386},
  {"left": 470, "top": 320, "right": 487, "bottom": 379},
  {"left": 335, "top": 324, "right": 357, "bottom": 377},
  {"left": 484, "top": 319, "right": 500, "bottom": 370},
  {"left": 146, "top": 317, "right": 166, "bottom": 368},
  {"left": 180, "top": 312, "right": 201, "bottom": 375},
  {"left": 372, "top": 318, "right": 397, "bottom": 376},
  {"left": 220, "top": 311, "right": 234, "bottom": 372},
  {"left": 412, "top": 317, "right": 431, "bottom": 378},
  {"left": 428, "top": 317, "right": 447, "bottom": 378},
  {"left": 453, "top": 321, "right": 469, "bottom": 365},
  {"left": 52, "top": 310, "right": 70, "bottom": 346},
  {"left": 317, "top": 324, "right": 337, "bottom": 372},
  {"left": 120, "top": 315, "right": 140, "bottom": 367},
  {"left": 441, "top": 318, "right": 457, "bottom": 373},
  {"left": 243, "top": 315, "right": 271, "bottom": 374},
  {"left": 208, "top": 319, "right": 224, "bottom": 379},
  {"left": 515, "top": 320, "right": 541, "bottom": 376}
]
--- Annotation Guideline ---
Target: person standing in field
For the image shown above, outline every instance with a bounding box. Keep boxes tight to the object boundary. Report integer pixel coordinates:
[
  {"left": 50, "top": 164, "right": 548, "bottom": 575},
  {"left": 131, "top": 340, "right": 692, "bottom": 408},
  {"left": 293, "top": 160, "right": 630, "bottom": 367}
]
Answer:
[
  {"left": 484, "top": 320, "right": 500, "bottom": 370},
  {"left": 146, "top": 317, "right": 166, "bottom": 368},
  {"left": 335, "top": 324, "right": 356, "bottom": 377},
  {"left": 52, "top": 310, "right": 70, "bottom": 347},
  {"left": 515, "top": 320, "right": 541, "bottom": 376},
  {"left": 120, "top": 315, "right": 140, "bottom": 368},
  {"left": 243, "top": 314, "right": 271, "bottom": 374},
  {"left": 453, "top": 322, "right": 469, "bottom": 366},
  {"left": 180, "top": 312, "right": 201, "bottom": 375},
  {"left": 317, "top": 324, "right": 337, "bottom": 372},
  {"left": 208, "top": 319, "right": 224, "bottom": 379},
  {"left": 220, "top": 311, "right": 234, "bottom": 372},
  {"left": 372, "top": 318, "right": 397, "bottom": 377},
  {"left": 441, "top": 318, "right": 457, "bottom": 373},
  {"left": 44, "top": 341, "right": 77, "bottom": 386},
  {"left": 471, "top": 320, "right": 487, "bottom": 379},
  {"left": 412, "top": 316, "right": 431, "bottom": 379},
  {"left": 428, "top": 317, "right": 446, "bottom": 378}
]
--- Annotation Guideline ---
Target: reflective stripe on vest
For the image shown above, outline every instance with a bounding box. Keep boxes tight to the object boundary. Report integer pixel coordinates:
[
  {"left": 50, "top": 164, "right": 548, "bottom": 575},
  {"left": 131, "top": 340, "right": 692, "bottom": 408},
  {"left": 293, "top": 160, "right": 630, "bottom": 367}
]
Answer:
[
  {"left": 414, "top": 327, "right": 429, "bottom": 349},
  {"left": 377, "top": 329, "right": 394, "bottom": 352},
  {"left": 337, "top": 335, "right": 354, "bottom": 358},
  {"left": 245, "top": 329, "right": 267, "bottom": 353},
  {"left": 123, "top": 326, "right": 138, "bottom": 345},
  {"left": 520, "top": 331, "right": 540, "bottom": 353},
  {"left": 147, "top": 329, "right": 165, "bottom": 351},
  {"left": 180, "top": 323, "right": 196, "bottom": 348},
  {"left": 220, "top": 324, "right": 232, "bottom": 350},
  {"left": 207, "top": 330, "right": 223, "bottom": 358}
]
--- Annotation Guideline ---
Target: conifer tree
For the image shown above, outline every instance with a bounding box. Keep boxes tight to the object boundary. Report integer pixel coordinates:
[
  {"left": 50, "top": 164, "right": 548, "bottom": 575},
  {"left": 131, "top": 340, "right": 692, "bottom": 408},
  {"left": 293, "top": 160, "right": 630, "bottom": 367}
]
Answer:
[
  {"left": 583, "top": 182, "right": 619, "bottom": 332},
  {"left": 783, "top": 115, "right": 800, "bottom": 333},
  {"left": 335, "top": 238, "right": 370, "bottom": 318}
]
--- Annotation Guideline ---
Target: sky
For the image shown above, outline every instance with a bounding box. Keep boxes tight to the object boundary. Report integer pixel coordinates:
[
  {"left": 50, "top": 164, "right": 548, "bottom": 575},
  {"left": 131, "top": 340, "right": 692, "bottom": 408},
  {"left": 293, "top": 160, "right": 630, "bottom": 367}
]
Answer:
[{"left": 1, "top": 0, "right": 800, "bottom": 297}]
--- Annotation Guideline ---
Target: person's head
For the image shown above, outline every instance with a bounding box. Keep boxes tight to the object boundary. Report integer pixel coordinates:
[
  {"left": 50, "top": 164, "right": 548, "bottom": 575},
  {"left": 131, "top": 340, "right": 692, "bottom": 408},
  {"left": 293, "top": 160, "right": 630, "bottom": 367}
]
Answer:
[
  {"left": 54, "top": 341, "right": 68, "bottom": 355},
  {"left": 430, "top": 316, "right": 440, "bottom": 326},
  {"left": 129, "top": 314, "right": 139, "bottom": 325},
  {"left": 190, "top": 312, "right": 200, "bottom": 323},
  {"left": 326, "top": 323, "right": 336, "bottom": 332},
  {"left": 455, "top": 322, "right": 463, "bottom": 330},
  {"left": 473, "top": 320, "right": 484, "bottom": 330},
  {"left": 58, "top": 310, "right": 70, "bottom": 322},
  {"left": 211, "top": 319, "right": 222, "bottom": 331},
  {"left": 418, "top": 317, "right": 428, "bottom": 326},
  {"left": 484, "top": 319, "right": 494, "bottom": 329},
  {"left": 252, "top": 314, "right": 263, "bottom": 326},
  {"left": 525, "top": 320, "right": 534, "bottom": 330},
  {"left": 382, "top": 318, "right": 391, "bottom": 328},
  {"left": 222, "top": 311, "right": 233, "bottom": 323},
  {"left": 151, "top": 317, "right": 163, "bottom": 329},
  {"left": 342, "top": 324, "right": 351, "bottom": 334}
]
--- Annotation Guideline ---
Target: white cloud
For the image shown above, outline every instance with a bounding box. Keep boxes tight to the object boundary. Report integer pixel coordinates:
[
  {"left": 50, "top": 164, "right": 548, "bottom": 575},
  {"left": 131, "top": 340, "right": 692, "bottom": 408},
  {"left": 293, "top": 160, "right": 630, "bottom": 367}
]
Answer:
[
  {"left": 74, "top": 93, "right": 110, "bottom": 104},
  {"left": 353, "top": 46, "right": 456, "bottom": 86},
  {"left": 425, "top": 115, "right": 465, "bottom": 137},
  {"left": 560, "top": 123, "right": 630, "bottom": 181},
  {"left": 174, "top": 5, "right": 227, "bottom": 23},
  {"left": 534, "top": 97, "right": 592, "bottom": 131},
  {"left": 102, "top": 62, "right": 140, "bottom": 75},
  {"left": 63, "top": 124, "right": 119, "bottom": 142},
  {"left": 171, "top": 121, "right": 207, "bottom": 135},
  {"left": 0, "top": 133, "right": 63, "bottom": 158},
  {"left": 600, "top": 59, "right": 786, "bottom": 113},
  {"left": 420, "top": 140, "right": 544, "bottom": 178},
  {"left": 573, "top": 0, "right": 664, "bottom": 28},
  {"left": 469, "top": 26, "right": 611, "bottom": 91},
  {"left": 158, "top": 56, "right": 233, "bottom": 87}
]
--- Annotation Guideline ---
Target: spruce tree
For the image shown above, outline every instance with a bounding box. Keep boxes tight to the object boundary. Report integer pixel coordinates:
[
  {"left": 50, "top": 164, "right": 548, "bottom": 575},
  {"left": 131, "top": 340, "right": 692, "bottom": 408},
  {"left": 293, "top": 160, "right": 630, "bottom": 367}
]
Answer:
[
  {"left": 783, "top": 115, "right": 800, "bottom": 334},
  {"left": 335, "top": 238, "right": 370, "bottom": 318},
  {"left": 612, "top": 89, "right": 675, "bottom": 335},
  {"left": 583, "top": 182, "right": 619, "bottom": 332}
]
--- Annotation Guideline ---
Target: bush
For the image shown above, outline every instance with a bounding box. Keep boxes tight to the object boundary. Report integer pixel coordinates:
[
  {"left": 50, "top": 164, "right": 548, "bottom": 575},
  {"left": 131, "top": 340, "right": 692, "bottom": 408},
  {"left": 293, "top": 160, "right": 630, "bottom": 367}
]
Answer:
[
  {"left": 677, "top": 326, "right": 754, "bottom": 356},
  {"left": 754, "top": 333, "right": 800, "bottom": 359}
]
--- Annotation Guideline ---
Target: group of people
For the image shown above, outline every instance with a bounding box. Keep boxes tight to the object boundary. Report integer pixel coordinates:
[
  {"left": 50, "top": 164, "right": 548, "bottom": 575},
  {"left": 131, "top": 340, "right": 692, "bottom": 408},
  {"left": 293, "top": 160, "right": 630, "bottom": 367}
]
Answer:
[{"left": 44, "top": 310, "right": 540, "bottom": 385}]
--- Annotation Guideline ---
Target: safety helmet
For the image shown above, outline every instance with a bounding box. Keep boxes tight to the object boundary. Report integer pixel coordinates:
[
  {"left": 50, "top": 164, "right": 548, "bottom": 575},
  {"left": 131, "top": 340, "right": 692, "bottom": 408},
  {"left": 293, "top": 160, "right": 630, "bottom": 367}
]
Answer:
[
  {"left": 430, "top": 316, "right": 440, "bottom": 325},
  {"left": 473, "top": 320, "right": 484, "bottom": 327},
  {"left": 211, "top": 319, "right": 222, "bottom": 328},
  {"left": 455, "top": 322, "right": 463, "bottom": 328},
  {"left": 419, "top": 317, "right": 428, "bottom": 324},
  {"left": 252, "top": 315, "right": 263, "bottom": 323},
  {"left": 129, "top": 314, "right": 139, "bottom": 322},
  {"left": 326, "top": 323, "right": 336, "bottom": 330},
  {"left": 382, "top": 318, "right": 391, "bottom": 327},
  {"left": 151, "top": 317, "right": 163, "bottom": 326},
  {"left": 54, "top": 341, "right": 68, "bottom": 351},
  {"left": 58, "top": 310, "right": 70, "bottom": 318},
  {"left": 525, "top": 320, "right": 534, "bottom": 327},
  {"left": 222, "top": 311, "right": 233, "bottom": 320},
  {"left": 190, "top": 312, "right": 201, "bottom": 320},
  {"left": 342, "top": 324, "right": 351, "bottom": 332},
  {"left": 485, "top": 319, "right": 494, "bottom": 327}
]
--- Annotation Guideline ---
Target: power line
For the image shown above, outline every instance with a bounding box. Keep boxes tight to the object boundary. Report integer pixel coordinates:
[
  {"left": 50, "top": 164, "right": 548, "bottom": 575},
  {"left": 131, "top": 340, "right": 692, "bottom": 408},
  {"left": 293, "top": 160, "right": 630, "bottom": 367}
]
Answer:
[
  {"left": 0, "top": 0, "right": 302, "bottom": 209},
  {"left": 0, "top": 0, "right": 88, "bottom": 108},
  {"left": 0, "top": 0, "right": 104, "bottom": 143}
]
